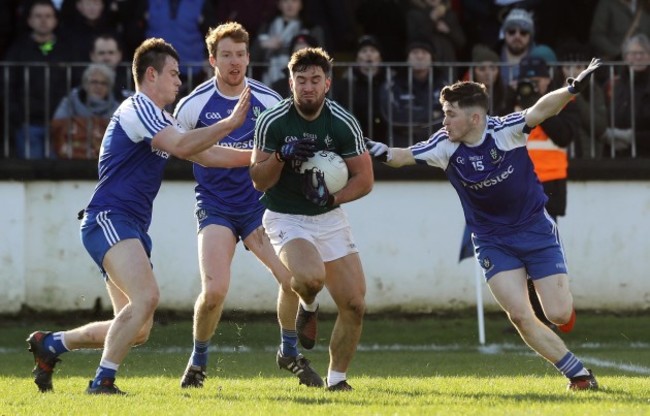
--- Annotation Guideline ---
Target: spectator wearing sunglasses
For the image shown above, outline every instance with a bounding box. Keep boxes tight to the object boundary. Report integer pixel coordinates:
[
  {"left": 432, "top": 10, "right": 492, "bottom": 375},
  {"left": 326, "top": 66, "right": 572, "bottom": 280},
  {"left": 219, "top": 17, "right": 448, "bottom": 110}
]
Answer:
[{"left": 497, "top": 8, "right": 535, "bottom": 88}]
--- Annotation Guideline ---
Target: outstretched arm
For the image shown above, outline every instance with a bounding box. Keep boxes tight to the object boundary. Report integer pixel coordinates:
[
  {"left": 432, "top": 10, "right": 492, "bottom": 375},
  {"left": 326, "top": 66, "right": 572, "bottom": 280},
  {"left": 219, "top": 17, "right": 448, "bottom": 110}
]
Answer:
[
  {"left": 525, "top": 58, "right": 601, "bottom": 127},
  {"left": 153, "top": 87, "right": 251, "bottom": 159},
  {"left": 364, "top": 138, "right": 417, "bottom": 167}
]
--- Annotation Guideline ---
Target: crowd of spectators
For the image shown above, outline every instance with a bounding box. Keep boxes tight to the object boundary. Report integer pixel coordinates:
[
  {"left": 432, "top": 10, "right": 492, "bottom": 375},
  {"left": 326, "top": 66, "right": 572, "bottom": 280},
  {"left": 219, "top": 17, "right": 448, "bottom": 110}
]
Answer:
[{"left": 1, "top": 0, "right": 650, "bottom": 159}]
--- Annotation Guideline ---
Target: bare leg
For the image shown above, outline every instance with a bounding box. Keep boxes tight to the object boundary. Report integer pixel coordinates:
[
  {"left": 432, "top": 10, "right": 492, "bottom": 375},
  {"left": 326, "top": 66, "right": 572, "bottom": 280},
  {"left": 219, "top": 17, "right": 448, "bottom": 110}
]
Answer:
[
  {"left": 324, "top": 253, "right": 366, "bottom": 373},
  {"left": 244, "top": 227, "right": 299, "bottom": 330},
  {"left": 63, "top": 279, "right": 152, "bottom": 350},
  {"left": 533, "top": 273, "right": 574, "bottom": 325},
  {"left": 278, "top": 239, "right": 326, "bottom": 305},
  {"left": 488, "top": 268, "right": 569, "bottom": 362},
  {"left": 192, "top": 225, "right": 237, "bottom": 342},
  {"left": 99, "top": 239, "right": 159, "bottom": 365}
]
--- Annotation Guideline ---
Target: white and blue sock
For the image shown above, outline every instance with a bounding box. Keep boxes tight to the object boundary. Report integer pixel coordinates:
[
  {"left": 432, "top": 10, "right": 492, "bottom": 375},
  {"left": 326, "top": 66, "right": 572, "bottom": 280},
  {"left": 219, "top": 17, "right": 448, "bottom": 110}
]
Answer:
[
  {"left": 280, "top": 329, "right": 299, "bottom": 357},
  {"left": 43, "top": 332, "right": 69, "bottom": 356},
  {"left": 555, "top": 351, "right": 589, "bottom": 378},
  {"left": 190, "top": 339, "right": 210, "bottom": 368},
  {"left": 91, "top": 359, "right": 119, "bottom": 388}
]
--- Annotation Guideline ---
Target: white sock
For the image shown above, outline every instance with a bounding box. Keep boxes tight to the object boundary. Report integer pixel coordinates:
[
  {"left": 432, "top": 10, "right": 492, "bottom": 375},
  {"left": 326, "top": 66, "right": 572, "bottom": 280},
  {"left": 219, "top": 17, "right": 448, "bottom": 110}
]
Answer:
[
  {"left": 99, "top": 358, "right": 120, "bottom": 371},
  {"left": 300, "top": 299, "right": 319, "bottom": 312},
  {"left": 327, "top": 370, "right": 346, "bottom": 386},
  {"left": 573, "top": 368, "right": 590, "bottom": 377}
]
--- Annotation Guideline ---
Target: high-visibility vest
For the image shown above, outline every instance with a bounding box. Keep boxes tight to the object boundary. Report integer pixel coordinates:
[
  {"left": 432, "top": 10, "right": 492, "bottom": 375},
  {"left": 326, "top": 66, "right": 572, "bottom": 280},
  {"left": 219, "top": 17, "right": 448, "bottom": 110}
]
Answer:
[{"left": 526, "top": 126, "right": 568, "bottom": 182}]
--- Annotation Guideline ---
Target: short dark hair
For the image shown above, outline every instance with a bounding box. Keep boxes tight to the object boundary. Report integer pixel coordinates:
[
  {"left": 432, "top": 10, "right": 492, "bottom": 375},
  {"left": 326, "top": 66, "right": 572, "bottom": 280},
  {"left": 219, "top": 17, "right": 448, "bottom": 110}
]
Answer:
[
  {"left": 440, "top": 81, "right": 489, "bottom": 112},
  {"left": 28, "top": 0, "right": 57, "bottom": 17},
  {"left": 132, "top": 38, "right": 179, "bottom": 86},
  {"left": 92, "top": 33, "right": 123, "bottom": 52},
  {"left": 288, "top": 47, "right": 332, "bottom": 77}
]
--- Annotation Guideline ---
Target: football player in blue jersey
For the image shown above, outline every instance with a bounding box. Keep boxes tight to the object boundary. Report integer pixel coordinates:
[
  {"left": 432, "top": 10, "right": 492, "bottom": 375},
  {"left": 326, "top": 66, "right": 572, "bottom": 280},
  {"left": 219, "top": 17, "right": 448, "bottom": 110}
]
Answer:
[
  {"left": 173, "top": 22, "right": 323, "bottom": 389},
  {"left": 365, "top": 59, "right": 602, "bottom": 391},
  {"left": 26, "top": 37, "right": 252, "bottom": 395}
]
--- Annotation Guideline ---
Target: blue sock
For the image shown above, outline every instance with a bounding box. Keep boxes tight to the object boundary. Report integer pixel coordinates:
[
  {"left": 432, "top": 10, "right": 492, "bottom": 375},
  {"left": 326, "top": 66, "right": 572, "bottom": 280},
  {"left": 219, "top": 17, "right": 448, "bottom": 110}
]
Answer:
[
  {"left": 43, "top": 332, "right": 69, "bottom": 356},
  {"left": 280, "top": 329, "right": 298, "bottom": 357},
  {"left": 91, "top": 359, "right": 119, "bottom": 388},
  {"left": 555, "top": 351, "right": 586, "bottom": 378},
  {"left": 190, "top": 339, "right": 210, "bottom": 368}
]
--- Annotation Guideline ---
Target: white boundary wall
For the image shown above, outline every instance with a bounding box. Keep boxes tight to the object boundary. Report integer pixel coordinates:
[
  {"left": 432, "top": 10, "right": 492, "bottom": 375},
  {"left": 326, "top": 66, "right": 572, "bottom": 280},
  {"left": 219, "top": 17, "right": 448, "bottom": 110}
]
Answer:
[{"left": 1, "top": 180, "right": 649, "bottom": 313}]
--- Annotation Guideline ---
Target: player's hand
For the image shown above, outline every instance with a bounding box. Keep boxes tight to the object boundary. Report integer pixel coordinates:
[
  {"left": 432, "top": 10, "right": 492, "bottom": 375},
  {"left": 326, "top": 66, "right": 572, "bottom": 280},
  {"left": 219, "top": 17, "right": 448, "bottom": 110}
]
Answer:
[
  {"left": 276, "top": 138, "right": 316, "bottom": 162},
  {"left": 302, "top": 168, "right": 333, "bottom": 207},
  {"left": 227, "top": 86, "right": 251, "bottom": 130},
  {"left": 364, "top": 137, "right": 391, "bottom": 162},
  {"left": 567, "top": 58, "right": 601, "bottom": 94}
]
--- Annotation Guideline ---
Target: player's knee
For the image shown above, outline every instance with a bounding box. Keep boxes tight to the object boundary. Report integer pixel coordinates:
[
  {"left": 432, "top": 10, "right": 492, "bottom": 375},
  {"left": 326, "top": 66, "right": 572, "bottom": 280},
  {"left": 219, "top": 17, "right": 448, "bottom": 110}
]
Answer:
[
  {"left": 340, "top": 297, "right": 366, "bottom": 323},
  {"left": 545, "top": 307, "right": 572, "bottom": 325},
  {"left": 201, "top": 287, "right": 228, "bottom": 310},
  {"left": 144, "top": 290, "right": 160, "bottom": 314},
  {"left": 292, "top": 272, "right": 325, "bottom": 296},
  {"left": 132, "top": 288, "right": 159, "bottom": 316},
  {"left": 507, "top": 308, "right": 536, "bottom": 329}
]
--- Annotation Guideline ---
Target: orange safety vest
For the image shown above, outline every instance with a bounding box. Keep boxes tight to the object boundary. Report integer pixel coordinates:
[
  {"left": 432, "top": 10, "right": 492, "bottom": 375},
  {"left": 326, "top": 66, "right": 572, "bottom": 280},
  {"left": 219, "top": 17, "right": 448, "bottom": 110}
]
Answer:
[{"left": 526, "top": 125, "right": 568, "bottom": 182}]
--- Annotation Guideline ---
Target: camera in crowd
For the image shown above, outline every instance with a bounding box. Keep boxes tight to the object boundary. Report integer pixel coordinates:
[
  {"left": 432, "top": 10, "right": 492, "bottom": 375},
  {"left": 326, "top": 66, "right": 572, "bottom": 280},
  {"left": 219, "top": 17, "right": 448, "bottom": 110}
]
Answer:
[
  {"left": 516, "top": 56, "right": 549, "bottom": 109},
  {"left": 515, "top": 78, "right": 541, "bottom": 109}
]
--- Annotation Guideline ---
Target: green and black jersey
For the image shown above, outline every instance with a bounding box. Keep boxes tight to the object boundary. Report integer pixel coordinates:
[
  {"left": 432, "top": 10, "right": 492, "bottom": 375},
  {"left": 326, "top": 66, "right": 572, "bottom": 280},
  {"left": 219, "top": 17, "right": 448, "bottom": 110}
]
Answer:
[{"left": 254, "top": 97, "right": 365, "bottom": 215}]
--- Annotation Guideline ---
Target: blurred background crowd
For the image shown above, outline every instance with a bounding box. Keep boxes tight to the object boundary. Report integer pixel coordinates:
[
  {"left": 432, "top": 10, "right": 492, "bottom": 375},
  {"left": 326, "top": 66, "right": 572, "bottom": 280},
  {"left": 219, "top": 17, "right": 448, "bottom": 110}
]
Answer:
[{"left": 1, "top": 0, "right": 649, "bottom": 159}]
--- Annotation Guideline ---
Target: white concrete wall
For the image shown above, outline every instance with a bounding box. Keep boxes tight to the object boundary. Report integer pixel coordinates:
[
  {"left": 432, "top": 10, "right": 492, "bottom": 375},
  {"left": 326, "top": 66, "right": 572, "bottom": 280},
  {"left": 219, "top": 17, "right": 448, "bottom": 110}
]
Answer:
[{"left": 1, "top": 180, "right": 649, "bottom": 314}]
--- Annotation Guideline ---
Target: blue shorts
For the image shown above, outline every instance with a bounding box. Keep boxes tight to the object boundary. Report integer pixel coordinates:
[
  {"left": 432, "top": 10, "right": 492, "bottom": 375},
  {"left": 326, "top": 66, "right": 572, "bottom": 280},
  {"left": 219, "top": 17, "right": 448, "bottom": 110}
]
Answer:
[
  {"left": 473, "top": 213, "right": 568, "bottom": 281},
  {"left": 80, "top": 210, "right": 153, "bottom": 277},
  {"left": 195, "top": 204, "right": 264, "bottom": 241}
]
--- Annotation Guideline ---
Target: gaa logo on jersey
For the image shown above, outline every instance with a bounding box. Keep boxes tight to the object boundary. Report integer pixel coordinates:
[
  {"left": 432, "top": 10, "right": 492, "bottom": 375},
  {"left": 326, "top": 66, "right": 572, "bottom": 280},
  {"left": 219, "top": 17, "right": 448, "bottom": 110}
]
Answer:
[
  {"left": 490, "top": 147, "right": 503, "bottom": 164},
  {"left": 252, "top": 106, "right": 261, "bottom": 119}
]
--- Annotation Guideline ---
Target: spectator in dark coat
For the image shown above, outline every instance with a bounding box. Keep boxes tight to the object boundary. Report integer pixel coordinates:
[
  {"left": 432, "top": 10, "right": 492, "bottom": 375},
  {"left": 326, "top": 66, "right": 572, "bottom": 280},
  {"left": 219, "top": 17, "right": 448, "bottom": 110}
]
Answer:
[
  {"left": 4, "top": 0, "right": 79, "bottom": 159},
  {"left": 334, "top": 35, "right": 389, "bottom": 142}
]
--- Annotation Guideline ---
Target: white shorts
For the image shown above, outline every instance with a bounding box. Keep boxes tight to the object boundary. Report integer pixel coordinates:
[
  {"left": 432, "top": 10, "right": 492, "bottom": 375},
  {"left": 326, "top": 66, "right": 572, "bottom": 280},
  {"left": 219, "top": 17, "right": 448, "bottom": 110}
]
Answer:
[{"left": 262, "top": 208, "right": 358, "bottom": 262}]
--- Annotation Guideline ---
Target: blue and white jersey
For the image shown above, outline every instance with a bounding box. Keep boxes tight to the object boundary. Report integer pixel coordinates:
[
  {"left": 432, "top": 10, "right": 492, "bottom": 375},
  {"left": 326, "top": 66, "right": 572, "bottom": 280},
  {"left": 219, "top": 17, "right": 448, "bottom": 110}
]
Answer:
[
  {"left": 411, "top": 112, "right": 547, "bottom": 236},
  {"left": 174, "top": 77, "right": 281, "bottom": 213},
  {"left": 85, "top": 92, "right": 179, "bottom": 230}
]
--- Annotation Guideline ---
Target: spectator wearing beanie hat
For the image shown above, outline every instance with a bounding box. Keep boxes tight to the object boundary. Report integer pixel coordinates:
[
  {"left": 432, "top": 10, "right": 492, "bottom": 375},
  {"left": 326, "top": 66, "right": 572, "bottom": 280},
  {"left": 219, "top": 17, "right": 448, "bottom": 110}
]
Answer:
[
  {"left": 498, "top": 8, "right": 535, "bottom": 87},
  {"left": 334, "top": 34, "right": 388, "bottom": 141}
]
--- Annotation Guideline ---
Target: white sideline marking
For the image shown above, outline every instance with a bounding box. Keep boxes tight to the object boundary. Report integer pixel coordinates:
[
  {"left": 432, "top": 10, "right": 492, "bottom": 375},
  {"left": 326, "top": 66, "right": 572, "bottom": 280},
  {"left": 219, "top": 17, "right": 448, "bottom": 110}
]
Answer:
[{"left": 580, "top": 356, "right": 650, "bottom": 375}]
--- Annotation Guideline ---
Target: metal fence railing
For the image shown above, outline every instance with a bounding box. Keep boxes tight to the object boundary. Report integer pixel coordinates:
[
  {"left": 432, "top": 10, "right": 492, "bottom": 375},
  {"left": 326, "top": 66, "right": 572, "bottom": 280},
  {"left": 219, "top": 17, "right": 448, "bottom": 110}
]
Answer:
[{"left": 0, "top": 61, "right": 646, "bottom": 161}]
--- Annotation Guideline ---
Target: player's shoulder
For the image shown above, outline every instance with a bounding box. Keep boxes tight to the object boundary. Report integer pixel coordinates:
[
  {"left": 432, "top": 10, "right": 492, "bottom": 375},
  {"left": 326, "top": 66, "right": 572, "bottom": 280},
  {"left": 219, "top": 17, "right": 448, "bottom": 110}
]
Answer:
[
  {"left": 175, "top": 78, "right": 215, "bottom": 115},
  {"left": 125, "top": 92, "right": 158, "bottom": 120},
  {"left": 325, "top": 98, "right": 362, "bottom": 130},
  {"left": 256, "top": 98, "right": 292, "bottom": 127},
  {"left": 247, "top": 77, "right": 282, "bottom": 101},
  {"left": 325, "top": 97, "right": 354, "bottom": 118},
  {"left": 411, "top": 128, "right": 454, "bottom": 155},
  {"left": 487, "top": 112, "right": 526, "bottom": 133}
]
